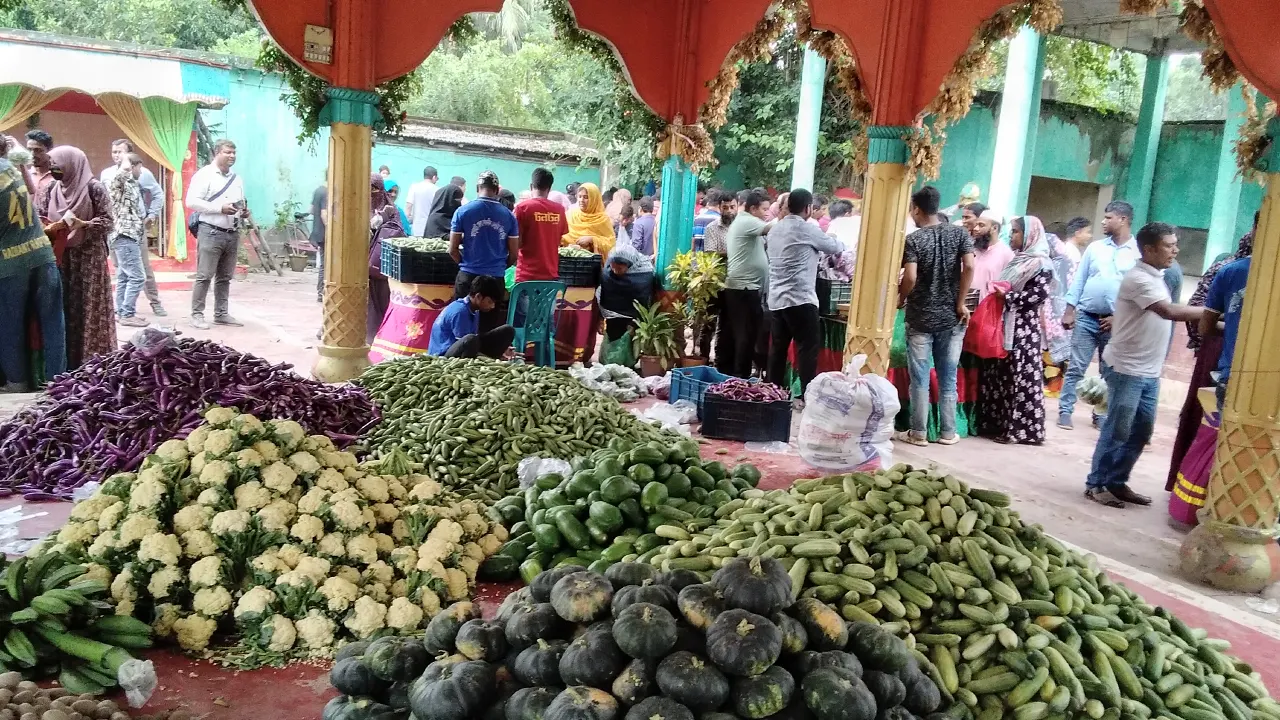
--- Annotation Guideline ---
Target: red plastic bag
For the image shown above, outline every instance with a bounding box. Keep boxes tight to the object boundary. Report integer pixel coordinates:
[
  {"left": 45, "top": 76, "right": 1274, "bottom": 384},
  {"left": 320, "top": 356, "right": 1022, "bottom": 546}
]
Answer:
[{"left": 963, "top": 292, "right": 1007, "bottom": 359}]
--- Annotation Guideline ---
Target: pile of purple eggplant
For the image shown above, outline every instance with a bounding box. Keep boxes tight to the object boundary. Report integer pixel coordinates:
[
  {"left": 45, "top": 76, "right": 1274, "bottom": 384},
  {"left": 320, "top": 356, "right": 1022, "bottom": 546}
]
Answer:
[
  {"left": 704, "top": 377, "right": 791, "bottom": 403},
  {"left": 0, "top": 339, "right": 378, "bottom": 500}
]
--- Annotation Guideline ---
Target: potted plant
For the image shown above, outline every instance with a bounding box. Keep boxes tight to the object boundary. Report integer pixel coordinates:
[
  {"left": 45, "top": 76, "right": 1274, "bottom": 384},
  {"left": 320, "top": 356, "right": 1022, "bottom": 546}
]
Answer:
[
  {"left": 631, "top": 301, "right": 680, "bottom": 377},
  {"left": 664, "top": 250, "right": 726, "bottom": 366}
]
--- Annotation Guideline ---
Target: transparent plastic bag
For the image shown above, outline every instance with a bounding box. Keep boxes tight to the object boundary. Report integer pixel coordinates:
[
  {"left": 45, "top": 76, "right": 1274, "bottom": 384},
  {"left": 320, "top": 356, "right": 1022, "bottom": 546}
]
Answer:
[
  {"left": 517, "top": 456, "right": 574, "bottom": 489},
  {"left": 118, "top": 658, "right": 158, "bottom": 707},
  {"left": 798, "top": 355, "right": 900, "bottom": 470},
  {"left": 129, "top": 327, "right": 178, "bottom": 357}
]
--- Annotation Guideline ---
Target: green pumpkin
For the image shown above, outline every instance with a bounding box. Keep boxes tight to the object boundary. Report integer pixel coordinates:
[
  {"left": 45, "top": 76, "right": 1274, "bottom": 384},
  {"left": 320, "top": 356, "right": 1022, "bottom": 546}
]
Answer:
[
  {"left": 408, "top": 659, "right": 496, "bottom": 720},
  {"left": 507, "top": 687, "right": 561, "bottom": 720},
  {"left": 335, "top": 639, "right": 372, "bottom": 662},
  {"left": 613, "top": 602, "right": 678, "bottom": 659},
  {"left": 772, "top": 612, "right": 809, "bottom": 655},
  {"left": 845, "top": 622, "right": 910, "bottom": 673},
  {"left": 330, "top": 656, "right": 391, "bottom": 698},
  {"left": 386, "top": 681, "right": 411, "bottom": 710},
  {"left": 801, "top": 667, "right": 877, "bottom": 720},
  {"left": 655, "top": 569, "right": 704, "bottom": 591},
  {"left": 677, "top": 584, "right": 725, "bottom": 630},
  {"left": 456, "top": 619, "right": 509, "bottom": 662},
  {"left": 701, "top": 713, "right": 738, "bottom": 720},
  {"left": 788, "top": 650, "right": 862, "bottom": 678},
  {"left": 655, "top": 651, "right": 729, "bottom": 712},
  {"left": 710, "top": 556, "right": 794, "bottom": 616},
  {"left": 611, "top": 658, "right": 656, "bottom": 706},
  {"left": 861, "top": 671, "right": 905, "bottom": 709},
  {"left": 624, "top": 698, "right": 693, "bottom": 720},
  {"left": 365, "top": 637, "right": 431, "bottom": 682},
  {"left": 790, "top": 598, "right": 848, "bottom": 651},
  {"left": 559, "top": 622, "right": 626, "bottom": 687},
  {"left": 506, "top": 602, "right": 568, "bottom": 651},
  {"left": 672, "top": 624, "right": 706, "bottom": 656},
  {"left": 733, "top": 665, "right": 795, "bottom": 719},
  {"left": 545, "top": 686, "right": 619, "bottom": 720},
  {"left": 900, "top": 666, "right": 942, "bottom": 716},
  {"left": 613, "top": 583, "right": 678, "bottom": 615},
  {"left": 532, "top": 565, "right": 588, "bottom": 603},
  {"left": 605, "top": 561, "right": 658, "bottom": 591},
  {"left": 551, "top": 571, "right": 614, "bottom": 623},
  {"left": 706, "top": 609, "right": 782, "bottom": 677},
  {"left": 322, "top": 696, "right": 400, "bottom": 720},
  {"left": 512, "top": 639, "right": 568, "bottom": 686},
  {"left": 423, "top": 601, "right": 479, "bottom": 655}
]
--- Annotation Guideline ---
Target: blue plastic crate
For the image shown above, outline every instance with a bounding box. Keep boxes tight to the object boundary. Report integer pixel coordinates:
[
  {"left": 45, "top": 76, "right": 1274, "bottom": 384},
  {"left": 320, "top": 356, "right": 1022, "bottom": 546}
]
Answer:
[{"left": 669, "top": 365, "right": 730, "bottom": 419}]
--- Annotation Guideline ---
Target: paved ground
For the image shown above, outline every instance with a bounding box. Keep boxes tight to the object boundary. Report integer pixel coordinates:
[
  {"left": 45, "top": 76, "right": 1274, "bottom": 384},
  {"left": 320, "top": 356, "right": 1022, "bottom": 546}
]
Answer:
[{"left": 2, "top": 268, "right": 1279, "bottom": 717}]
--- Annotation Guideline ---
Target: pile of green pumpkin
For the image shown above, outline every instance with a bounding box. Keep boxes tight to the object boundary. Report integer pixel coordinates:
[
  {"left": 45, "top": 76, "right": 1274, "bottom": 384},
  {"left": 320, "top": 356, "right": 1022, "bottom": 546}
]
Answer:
[
  {"left": 325, "top": 556, "right": 947, "bottom": 720},
  {"left": 482, "top": 438, "right": 763, "bottom": 582}
]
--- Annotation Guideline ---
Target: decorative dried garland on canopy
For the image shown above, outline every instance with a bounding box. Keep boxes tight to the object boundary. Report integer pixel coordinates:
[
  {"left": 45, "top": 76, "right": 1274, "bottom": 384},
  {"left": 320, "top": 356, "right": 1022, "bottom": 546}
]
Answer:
[
  {"left": 1235, "top": 88, "right": 1277, "bottom": 182},
  {"left": 911, "top": 0, "right": 1064, "bottom": 180}
]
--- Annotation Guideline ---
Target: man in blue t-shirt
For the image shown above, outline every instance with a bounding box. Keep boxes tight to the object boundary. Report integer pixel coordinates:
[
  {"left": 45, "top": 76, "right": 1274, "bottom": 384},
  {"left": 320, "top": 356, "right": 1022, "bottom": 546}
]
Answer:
[
  {"left": 449, "top": 170, "right": 519, "bottom": 331},
  {"left": 428, "top": 275, "right": 516, "bottom": 359},
  {"left": 1200, "top": 256, "right": 1251, "bottom": 411}
]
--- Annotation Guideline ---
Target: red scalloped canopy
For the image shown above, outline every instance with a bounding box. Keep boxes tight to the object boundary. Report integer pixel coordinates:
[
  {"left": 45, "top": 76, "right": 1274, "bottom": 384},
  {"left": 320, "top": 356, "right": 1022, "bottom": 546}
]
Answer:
[{"left": 248, "top": 0, "right": 1280, "bottom": 127}]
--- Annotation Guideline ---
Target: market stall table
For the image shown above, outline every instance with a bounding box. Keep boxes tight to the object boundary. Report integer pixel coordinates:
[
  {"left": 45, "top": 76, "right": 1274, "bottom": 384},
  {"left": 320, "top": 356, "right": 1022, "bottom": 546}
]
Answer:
[{"left": 368, "top": 280, "right": 454, "bottom": 363}]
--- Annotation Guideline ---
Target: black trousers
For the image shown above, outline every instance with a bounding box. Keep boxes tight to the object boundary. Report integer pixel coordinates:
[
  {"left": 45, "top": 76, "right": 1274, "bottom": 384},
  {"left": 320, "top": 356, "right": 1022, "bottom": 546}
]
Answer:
[
  {"left": 716, "top": 288, "right": 762, "bottom": 378},
  {"left": 454, "top": 270, "right": 507, "bottom": 333},
  {"left": 767, "top": 304, "right": 820, "bottom": 396},
  {"left": 755, "top": 308, "right": 772, "bottom": 378},
  {"left": 696, "top": 294, "right": 721, "bottom": 360},
  {"left": 444, "top": 325, "right": 517, "bottom": 359}
]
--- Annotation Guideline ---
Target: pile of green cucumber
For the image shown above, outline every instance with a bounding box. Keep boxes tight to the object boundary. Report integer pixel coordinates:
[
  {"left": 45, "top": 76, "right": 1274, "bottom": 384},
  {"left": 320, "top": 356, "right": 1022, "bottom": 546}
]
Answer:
[
  {"left": 644, "top": 464, "right": 1280, "bottom": 720},
  {"left": 481, "top": 437, "right": 762, "bottom": 580}
]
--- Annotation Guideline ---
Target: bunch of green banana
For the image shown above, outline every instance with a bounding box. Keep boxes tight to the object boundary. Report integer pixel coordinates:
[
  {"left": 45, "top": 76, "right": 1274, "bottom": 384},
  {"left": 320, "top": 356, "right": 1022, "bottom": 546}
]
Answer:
[{"left": 0, "top": 553, "right": 151, "bottom": 695}]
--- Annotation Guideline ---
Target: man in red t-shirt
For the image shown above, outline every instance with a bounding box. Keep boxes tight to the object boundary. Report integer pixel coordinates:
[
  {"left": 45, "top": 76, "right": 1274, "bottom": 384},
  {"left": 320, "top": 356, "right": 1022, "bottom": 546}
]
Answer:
[{"left": 514, "top": 168, "right": 570, "bottom": 282}]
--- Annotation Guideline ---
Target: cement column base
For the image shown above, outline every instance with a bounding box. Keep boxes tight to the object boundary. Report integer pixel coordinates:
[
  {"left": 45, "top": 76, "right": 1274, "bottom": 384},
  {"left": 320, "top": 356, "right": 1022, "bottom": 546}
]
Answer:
[
  {"left": 1179, "top": 514, "right": 1280, "bottom": 593},
  {"left": 312, "top": 344, "right": 371, "bottom": 383}
]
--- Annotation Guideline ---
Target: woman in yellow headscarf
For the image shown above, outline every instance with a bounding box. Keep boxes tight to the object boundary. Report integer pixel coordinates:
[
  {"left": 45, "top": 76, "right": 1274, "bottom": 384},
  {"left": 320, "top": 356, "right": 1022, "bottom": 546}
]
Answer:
[{"left": 563, "top": 182, "right": 615, "bottom": 261}]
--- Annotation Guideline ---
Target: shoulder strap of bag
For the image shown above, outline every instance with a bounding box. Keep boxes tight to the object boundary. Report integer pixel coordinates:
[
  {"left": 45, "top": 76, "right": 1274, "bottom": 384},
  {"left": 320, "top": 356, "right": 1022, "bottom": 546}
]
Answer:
[{"left": 206, "top": 173, "right": 237, "bottom": 205}]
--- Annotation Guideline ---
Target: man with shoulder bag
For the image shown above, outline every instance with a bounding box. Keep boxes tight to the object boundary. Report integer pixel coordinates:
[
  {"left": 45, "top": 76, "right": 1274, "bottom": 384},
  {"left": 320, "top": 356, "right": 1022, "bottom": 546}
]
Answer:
[{"left": 185, "top": 139, "right": 247, "bottom": 329}]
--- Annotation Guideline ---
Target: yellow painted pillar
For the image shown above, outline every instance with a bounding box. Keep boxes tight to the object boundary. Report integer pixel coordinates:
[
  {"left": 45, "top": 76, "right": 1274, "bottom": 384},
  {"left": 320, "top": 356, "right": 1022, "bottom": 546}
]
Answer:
[
  {"left": 312, "top": 89, "right": 379, "bottom": 382},
  {"left": 1180, "top": 116, "right": 1280, "bottom": 592},
  {"left": 845, "top": 126, "right": 914, "bottom": 375}
]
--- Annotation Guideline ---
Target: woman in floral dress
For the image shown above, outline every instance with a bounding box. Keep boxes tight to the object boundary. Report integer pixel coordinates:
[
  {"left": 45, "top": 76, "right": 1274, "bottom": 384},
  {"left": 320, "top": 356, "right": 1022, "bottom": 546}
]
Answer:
[
  {"left": 979, "top": 215, "right": 1053, "bottom": 445},
  {"left": 41, "top": 146, "right": 115, "bottom": 370}
]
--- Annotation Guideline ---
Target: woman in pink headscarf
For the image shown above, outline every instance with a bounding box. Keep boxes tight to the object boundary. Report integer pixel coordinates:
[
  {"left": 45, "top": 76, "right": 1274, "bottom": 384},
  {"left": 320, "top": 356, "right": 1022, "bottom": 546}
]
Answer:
[
  {"left": 40, "top": 146, "right": 115, "bottom": 369},
  {"left": 977, "top": 215, "right": 1054, "bottom": 445}
]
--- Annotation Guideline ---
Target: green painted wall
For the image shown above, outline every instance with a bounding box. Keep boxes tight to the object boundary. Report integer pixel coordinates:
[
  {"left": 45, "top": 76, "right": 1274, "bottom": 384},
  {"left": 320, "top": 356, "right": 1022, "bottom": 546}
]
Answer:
[
  {"left": 200, "top": 68, "right": 599, "bottom": 229},
  {"left": 1150, "top": 120, "right": 1262, "bottom": 241}
]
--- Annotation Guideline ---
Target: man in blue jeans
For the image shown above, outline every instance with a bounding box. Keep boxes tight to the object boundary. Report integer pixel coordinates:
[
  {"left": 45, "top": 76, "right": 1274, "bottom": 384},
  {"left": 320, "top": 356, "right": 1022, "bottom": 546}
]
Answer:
[
  {"left": 108, "top": 154, "right": 149, "bottom": 327},
  {"left": 1059, "top": 200, "right": 1140, "bottom": 430},
  {"left": 1086, "top": 223, "right": 1202, "bottom": 508},
  {"left": 896, "top": 186, "right": 974, "bottom": 446},
  {"left": 0, "top": 144, "right": 65, "bottom": 391}
]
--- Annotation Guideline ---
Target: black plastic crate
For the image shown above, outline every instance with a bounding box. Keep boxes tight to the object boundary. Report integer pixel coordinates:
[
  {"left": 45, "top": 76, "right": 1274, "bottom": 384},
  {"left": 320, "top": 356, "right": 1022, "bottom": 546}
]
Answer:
[
  {"left": 558, "top": 255, "right": 602, "bottom": 287},
  {"left": 381, "top": 244, "right": 459, "bottom": 284},
  {"left": 700, "top": 394, "right": 792, "bottom": 442},
  {"left": 816, "top": 278, "right": 852, "bottom": 316}
]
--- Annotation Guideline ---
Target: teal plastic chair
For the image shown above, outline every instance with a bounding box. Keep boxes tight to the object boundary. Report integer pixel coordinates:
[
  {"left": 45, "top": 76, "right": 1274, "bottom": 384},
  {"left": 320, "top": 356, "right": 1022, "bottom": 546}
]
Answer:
[{"left": 507, "top": 280, "right": 567, "bottom": 367}]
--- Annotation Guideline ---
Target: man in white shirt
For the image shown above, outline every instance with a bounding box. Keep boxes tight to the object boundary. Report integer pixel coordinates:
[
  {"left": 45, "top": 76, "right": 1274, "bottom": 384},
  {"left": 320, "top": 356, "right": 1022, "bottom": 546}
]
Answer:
[
  {"left": 185, "top": 139, "right": 247, "bottom": 329},
  {"left": 825, "top": 199, "right": 860, "bottom": 261},
  {"left": 100, "top": 139, "right": 167, "bottom": 317},
  {"left": 406, "top": 166, "right": 439, "bottom": 237},
  {"left": 1085, "top": 222, "right": 1203, "bottom": 509}
]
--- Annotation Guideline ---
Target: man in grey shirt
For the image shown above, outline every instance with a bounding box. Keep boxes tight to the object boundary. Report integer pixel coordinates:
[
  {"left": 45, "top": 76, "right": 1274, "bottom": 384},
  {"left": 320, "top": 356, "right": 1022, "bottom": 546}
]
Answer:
[
  {"left": 766, "top": 189, "right": 845, "bottom": 397},
  {"left": 100, "top": 138, "right": 167, "bottom": 317}
]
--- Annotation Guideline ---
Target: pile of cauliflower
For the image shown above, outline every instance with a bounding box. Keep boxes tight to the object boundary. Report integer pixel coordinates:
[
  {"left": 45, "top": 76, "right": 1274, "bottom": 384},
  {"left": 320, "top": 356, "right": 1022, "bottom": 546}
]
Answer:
[{"left": 41, "top": 406, "right": 505, "bottom": 660}]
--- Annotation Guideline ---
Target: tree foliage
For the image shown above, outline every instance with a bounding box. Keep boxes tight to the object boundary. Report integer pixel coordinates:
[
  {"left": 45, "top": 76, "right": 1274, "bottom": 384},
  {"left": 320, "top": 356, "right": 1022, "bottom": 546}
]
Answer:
[
  {"left": 1164, "top": 53, "right": 1228, "bottom": 122},
  {"left": 0, "top": 0, "right": 257, "bottom": 51},
  {"left": 980, "top": 35, "right": 1141, "bottom": 113}
]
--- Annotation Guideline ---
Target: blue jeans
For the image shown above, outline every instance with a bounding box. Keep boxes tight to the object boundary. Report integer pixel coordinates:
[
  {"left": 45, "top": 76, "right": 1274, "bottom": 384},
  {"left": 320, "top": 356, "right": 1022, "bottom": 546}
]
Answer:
[
  {"left": 906, "top": 324, "right": 965, "bottom": 438},
  {"left": 0, "top": 263, "right": 66, "bottom": 388},
  {"left": 1059, "top": 312, "right": 1111, "bottom": 419},
  {"left": 1087, "top": 369, "right": 1159, "bottom": 489},
  {"left": 112, "top": 236, "right": 146, "bottom": 318}
]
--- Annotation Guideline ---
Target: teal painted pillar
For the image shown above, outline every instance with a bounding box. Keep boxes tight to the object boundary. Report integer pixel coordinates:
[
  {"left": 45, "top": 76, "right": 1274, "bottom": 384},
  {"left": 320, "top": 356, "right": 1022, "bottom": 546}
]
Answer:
[
  {"left": 988, "top": 26, "right": 1044, "bottom": 217},
  {"left": 1204, "top": 83, "right": 1249, "bottom": 270},
  {"left": 1126, "top": 54, "right": 1170, "bottom": 228},
  {"left": 790, "top": 47, "right": 828, "bottom": 192},
  {"left": 656, "top": 155, "right": 697, "bottom": 283}
]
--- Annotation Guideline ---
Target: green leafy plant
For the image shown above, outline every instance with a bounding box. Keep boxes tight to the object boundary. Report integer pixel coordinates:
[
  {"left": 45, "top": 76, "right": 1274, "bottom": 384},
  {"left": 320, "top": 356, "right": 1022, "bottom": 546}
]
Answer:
[
  {"left": 664, "top": 251, "right": 726, "bottom": 360},
  {"left": 631, "top": 302, "right": 680, "bottom": 365},
  {"left": 272, "top": 199, "right": 301, "bottom": 230}
]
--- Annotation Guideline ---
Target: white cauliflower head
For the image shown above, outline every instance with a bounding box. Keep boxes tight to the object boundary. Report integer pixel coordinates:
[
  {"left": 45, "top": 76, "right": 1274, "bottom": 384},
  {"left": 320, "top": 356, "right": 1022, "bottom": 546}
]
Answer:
[
  {"left": 138, "top": 533, "right": 182, "bottom": 567},
  {"left": 297, "top": 487, "right": 330, "bottom": 516},
  {"left": 287, "top": 452, "right": 322, "bottom": 476},
  {"left": 290, "top": 515, "right": 325, "bottom": 545},
  {"left": 295, "top": 610, "right": 336, "bottom": 650},
  {"left": 259, "top": 499, "right": 296, "bottom": 533},
  {"left": 118, "top": 515, "right": 161, "bottom": 546},
  {"left": 174, "top": 614, "right": 217, "bottom": 652},
  {"left": 264, "top": 614, "right": 296, "bottom": 652},
  {"left": 233, "top": 448, "right": 264, "bottom": 470},
  {"left": 316, "top": 468, "right": 349, "bottom": 493},
  {"left": 185, "top": 425, "right": 212, "bottom": 454},
  {"left": 69, "top": 494, "right": 117, "bottom": 522},
  {"left": 233, "top": 481, "right": 271, "bottom": 511},
  {"left": 127, "top": 478, "right": 167, "bottom": 513},
  {"left": 293, "top": 556, "right": 331, "bottom": 584},
  {"left": 189, "top": 555, "right": 225, "bottom": 588},
  {"left": 210, "top": 509, "right": 250, "bottom": 535},
  {"left": 203, "top": 428, "right": 240, "bottom": 458},
  {"left": 253, "top": 440, "right": 282, "bottom": 464},
  {"left": 182, "top": 530, "right": 217, "bottom": 559},
  {"left": 203, "top": 406, "right": 239, "bottom": 428},
  {"left": 173, "top": 505, "right": 214, "bottom": 535},
  {"left": 261, "top": 461, "right": 298, "bottom": 493},
  {"left": 193, "top": 586, "right": 233, "bottom": 618},
  {"left": 386, "top": 597, "right": 425, "bottom": 632},
  {"left": 355, "top": 475, "right": 389, "bottom": 504},
  {"left": 234, "top": 586, "right": 278, "bottom": 622},
  {"left": 320, "top": 576, "right": 360, "bottom": 613},
  {"left": 198, "top": 459, "right": 233, "bottom": 487},
  {"left": 97, "top": 501, "right": 126, "bottom": 533},
  {"left": 155, "top": 438, "right": 191, "bottom": 463},
  {"left": 408, "top": 477, "right": 443, "bottom": 502},
  {"left": 343, "top": 596, "right": 387, "bottom": 639},
  {"left": 318, "top": 533, "right": 347, "bottom": 559},
  {"left": 147, "top": 566, "right": 183, "bottom": 599},
  {"left": 346, "top": 535, "right": 380, "bottom": 566},
  {"left": 152, "top": 603, "right": 181, "bottom": 638}
]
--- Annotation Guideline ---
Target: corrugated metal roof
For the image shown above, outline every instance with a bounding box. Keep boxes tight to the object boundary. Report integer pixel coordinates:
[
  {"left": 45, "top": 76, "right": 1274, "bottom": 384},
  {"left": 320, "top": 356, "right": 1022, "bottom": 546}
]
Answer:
[{"left": 386, "top": 117, "right": 599, "bottom": 162}]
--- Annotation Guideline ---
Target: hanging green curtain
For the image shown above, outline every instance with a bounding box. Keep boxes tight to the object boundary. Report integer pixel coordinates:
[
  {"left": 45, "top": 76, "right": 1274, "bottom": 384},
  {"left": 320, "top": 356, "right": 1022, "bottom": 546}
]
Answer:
[{"left": 142, "top": 98, "right": 197, "bottom": 261}]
